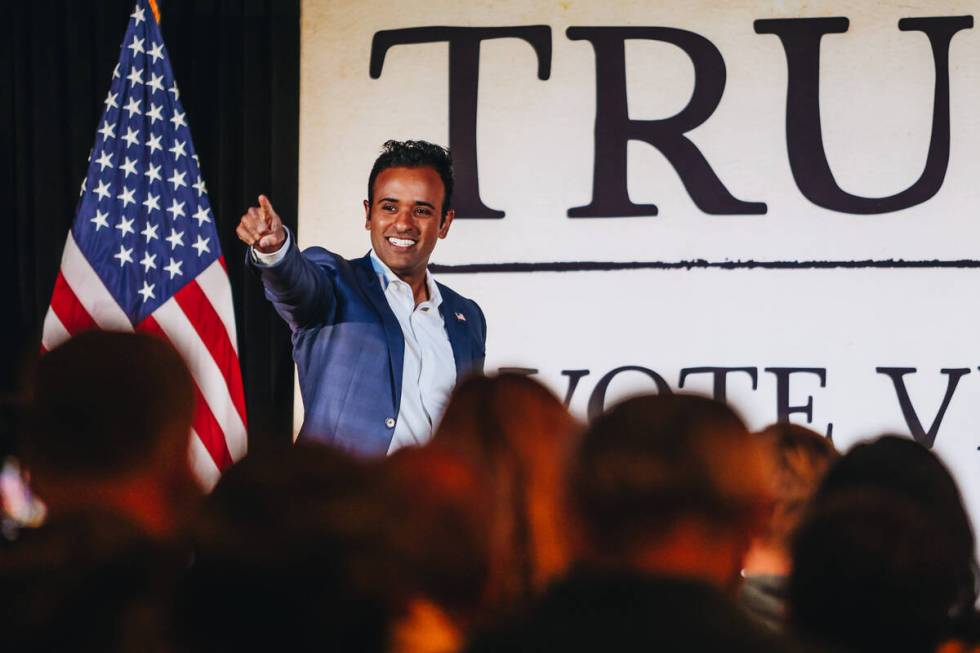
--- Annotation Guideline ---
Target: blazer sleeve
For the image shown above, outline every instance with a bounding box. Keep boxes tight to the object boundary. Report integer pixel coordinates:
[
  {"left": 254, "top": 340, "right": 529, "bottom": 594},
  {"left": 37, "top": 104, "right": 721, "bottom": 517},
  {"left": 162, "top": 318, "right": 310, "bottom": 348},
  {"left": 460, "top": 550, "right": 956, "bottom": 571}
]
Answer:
[{"left": 247, "top": 234, "right": 337, "bottom": 331}]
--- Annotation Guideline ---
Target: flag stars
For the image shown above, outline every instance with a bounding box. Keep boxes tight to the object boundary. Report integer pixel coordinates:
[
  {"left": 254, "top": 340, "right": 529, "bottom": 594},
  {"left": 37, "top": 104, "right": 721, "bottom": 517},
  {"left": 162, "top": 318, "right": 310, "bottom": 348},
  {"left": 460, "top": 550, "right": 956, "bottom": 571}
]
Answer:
[
  {"left": 116, "top": 215, "right": 135, "bottom": 237},
  {"left": 97, "top": 120, "right": 116, "bottom": 140},
  {"left": 143, "top": 192, "right": 161, "bottom": 213},
  {"left": 123, "top": 96, "right": 142, "bottom": 119},
  {"left": 95, "top": 150, "right": 113, "bottom": 172},
  {"left": 192, "top": 206, "right": 211, "bottom": 226},
  {"left": 166, "top": 228, "right": 185, "bottom": 250},
  {"left": 170, "top": 110, "right": 187, "bottom": 130},
  {"left": 146, "top": 133, "right": 162, "bottom": 154},
  {"left": 117, "top": 186, "right": 136, "bottom": 208},
  {"left": 69, "top": 4, "right": 226, "bottom": 324},
  {"left": 140, "top": 251, "right": 157, "bottom": 273},
  {"left": 168, "top": 169, "right": 187, "bottom": 191},
  {"left": 90, "top": 209, "right": 110, "bottom": 231},
  {"left": 192, "top": 235, "right": 211, "bottom": 257},
  {"left": 166, "top": 198, "right": 186, "bottom": 220},
  {"left": 147, "top": 73, "right": 164, "bottom": 95},
  {"left": 120, "top": 156, "right": 138, "bottom": 178},
  {"left": 169, "top": 139, "right": 186, "bottom": 160},
  {"left": 114, "top": 244, "right": 134, "bottom": 267},
  {"left": 126, "top": 66, "right": 143, "bottom": 87},
  {"left": 93, "top": 179, "right": 112, "bottom": 202},
  {"left": 127, "top": 36, "right": 145, "bottom": 58},
  {"left": 122, "top": 126, "right": 140, "bottom": 148},
  {"left": 138, "top": 281, "right": 156, "bottom": 303},
  {"left": 164, "top": 257, "right": 183, "bottom": 279},
  {"left": 146, "top": 103, "right": 163, "bottom": 124},
  {"left": 141, "top": 222, "right": 159, "bottom": 242},
  {"left": 147, "top": 43, "right": 164, "bottom": 65},
  {"left": 144, "top": 162, "right": 162, "bottom": 184}
]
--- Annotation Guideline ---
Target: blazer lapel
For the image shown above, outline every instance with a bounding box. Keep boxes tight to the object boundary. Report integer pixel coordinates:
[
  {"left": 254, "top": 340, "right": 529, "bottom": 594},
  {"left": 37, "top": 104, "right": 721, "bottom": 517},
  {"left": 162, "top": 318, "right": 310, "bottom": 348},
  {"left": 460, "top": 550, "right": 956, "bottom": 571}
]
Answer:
[
  {"left": 438, "top": 290, "right": 469, "bottom": 377},
  {"left": 351, "top": 254, "right": 404, "bottom": 409}
]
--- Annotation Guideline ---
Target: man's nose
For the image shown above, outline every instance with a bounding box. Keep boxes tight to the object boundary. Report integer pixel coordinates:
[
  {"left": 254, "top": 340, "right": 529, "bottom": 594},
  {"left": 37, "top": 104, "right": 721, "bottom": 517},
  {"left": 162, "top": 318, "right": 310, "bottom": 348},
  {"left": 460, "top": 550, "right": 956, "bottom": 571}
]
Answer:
[{"left": 393, "top": 208, "right": 416, "bottom": 230}]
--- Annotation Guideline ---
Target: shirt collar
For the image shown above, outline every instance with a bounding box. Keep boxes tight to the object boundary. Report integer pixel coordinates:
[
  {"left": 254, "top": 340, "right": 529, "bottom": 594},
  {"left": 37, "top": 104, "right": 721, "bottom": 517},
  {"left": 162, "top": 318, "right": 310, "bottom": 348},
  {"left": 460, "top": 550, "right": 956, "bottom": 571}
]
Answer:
[{"left": 369, "top": 250, "right": 442, "bottom": 308}]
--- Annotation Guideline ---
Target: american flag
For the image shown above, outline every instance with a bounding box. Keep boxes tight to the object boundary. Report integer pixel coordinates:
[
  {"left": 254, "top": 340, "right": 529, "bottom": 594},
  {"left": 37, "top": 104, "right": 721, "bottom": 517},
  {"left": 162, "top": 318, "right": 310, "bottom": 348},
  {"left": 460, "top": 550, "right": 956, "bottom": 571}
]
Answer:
[{"left": 40, "top": 0, "right": 247, "bottom": 490}]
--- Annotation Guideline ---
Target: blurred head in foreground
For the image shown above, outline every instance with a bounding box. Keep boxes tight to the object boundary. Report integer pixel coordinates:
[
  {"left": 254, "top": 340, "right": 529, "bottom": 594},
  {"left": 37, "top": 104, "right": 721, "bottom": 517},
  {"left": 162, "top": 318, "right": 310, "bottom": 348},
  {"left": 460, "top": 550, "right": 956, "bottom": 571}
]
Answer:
[
  {"left": 179, "top": 444, "right": 391, "bottom": 653},
  {"left": 23, "top": 330, "right": 198, "bottom": 538},
  {"left": 181, "top": 442, "right": 489, "bottom": 653},
  {"left": 745, "top": 422, "right": 837, "bottom": 574},
  {"left": 739, "top": 423, "right": 837, "bottom": 629},
  {"left": 789, "top": 435, "right": 978, "bottom": 653},
  {"left": 569, "top": 393, "right": 772, "bottom": 591},
  {"left": 381, "top": 447, "right": 490, "bottom": 653},
  {"left": 431, "top": 373, "right": 580, "bottom": 611},
  {"left": 1, "top": 331, "right": 196, "bottom": 651},
  {"left": 461, "top": 394, "right": 794, "bottom": 653}
]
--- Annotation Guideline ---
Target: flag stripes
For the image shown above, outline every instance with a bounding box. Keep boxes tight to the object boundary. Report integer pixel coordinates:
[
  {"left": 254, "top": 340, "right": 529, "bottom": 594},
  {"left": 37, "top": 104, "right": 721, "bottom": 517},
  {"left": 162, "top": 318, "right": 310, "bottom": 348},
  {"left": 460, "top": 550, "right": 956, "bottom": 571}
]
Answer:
[{"left": 173, "top": 277, "right": 247, "bottom": 426}]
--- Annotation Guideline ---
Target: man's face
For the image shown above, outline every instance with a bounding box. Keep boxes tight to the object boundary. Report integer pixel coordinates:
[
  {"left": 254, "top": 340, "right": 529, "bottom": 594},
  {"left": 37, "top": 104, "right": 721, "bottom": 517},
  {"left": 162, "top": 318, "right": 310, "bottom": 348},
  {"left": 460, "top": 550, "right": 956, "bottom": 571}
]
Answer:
[{"left": 364, "top": 166, "right": 454, "bottom": 279}]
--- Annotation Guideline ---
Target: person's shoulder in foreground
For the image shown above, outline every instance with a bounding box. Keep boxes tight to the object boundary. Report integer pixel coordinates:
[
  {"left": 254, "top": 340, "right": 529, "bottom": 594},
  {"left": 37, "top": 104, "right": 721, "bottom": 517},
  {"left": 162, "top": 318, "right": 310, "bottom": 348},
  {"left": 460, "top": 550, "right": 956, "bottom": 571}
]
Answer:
[{"left": 465, "top": 566, "right": 815, "bottom": 653}]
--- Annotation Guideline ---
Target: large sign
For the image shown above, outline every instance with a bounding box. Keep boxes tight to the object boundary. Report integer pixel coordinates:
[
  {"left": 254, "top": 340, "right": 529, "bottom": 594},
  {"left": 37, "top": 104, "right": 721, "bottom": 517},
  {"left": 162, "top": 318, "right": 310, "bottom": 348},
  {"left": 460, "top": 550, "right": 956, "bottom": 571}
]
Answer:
[{"left": 299, "top": 0, "right": 979, "bottom": 527}]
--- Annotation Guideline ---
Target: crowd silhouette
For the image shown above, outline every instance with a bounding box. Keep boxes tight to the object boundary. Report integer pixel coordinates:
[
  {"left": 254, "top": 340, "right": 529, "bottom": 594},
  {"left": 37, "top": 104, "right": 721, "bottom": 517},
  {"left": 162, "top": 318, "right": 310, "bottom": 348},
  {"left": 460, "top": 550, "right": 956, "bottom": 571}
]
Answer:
[{"left": 1, "top": 332, "right": 978, "bottom": 653}]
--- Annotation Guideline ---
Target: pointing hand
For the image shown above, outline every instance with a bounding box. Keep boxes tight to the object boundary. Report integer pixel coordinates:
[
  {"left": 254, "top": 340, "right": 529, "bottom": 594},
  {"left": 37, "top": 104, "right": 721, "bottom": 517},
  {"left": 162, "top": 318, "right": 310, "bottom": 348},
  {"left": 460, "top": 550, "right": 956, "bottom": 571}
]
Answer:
[{"left": 237, "top": 194, "right": 286, "bottom": 253}]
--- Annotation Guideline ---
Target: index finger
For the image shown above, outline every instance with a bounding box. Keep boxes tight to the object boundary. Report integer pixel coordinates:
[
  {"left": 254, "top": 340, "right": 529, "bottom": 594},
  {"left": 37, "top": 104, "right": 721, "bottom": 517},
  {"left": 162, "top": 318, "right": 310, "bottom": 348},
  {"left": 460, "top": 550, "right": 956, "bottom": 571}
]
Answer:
[{"left": 258, "top": 194, "right": 277, "bottom": 223}]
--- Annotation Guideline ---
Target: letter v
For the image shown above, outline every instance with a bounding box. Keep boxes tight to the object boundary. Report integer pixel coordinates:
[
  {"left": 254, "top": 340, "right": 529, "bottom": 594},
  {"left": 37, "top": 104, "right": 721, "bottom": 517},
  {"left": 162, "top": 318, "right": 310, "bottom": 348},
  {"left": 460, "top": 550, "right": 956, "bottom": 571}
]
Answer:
[{"left": 875, "top": 367, "right": 970, "bottom": 448}]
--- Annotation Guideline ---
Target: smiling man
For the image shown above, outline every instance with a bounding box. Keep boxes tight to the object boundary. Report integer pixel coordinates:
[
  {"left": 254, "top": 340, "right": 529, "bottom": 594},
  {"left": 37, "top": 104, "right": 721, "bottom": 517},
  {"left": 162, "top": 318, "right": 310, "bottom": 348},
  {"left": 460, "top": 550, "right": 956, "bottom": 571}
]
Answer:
[{"left": 238, "top": 140, "right": 486, "bottom": 455}]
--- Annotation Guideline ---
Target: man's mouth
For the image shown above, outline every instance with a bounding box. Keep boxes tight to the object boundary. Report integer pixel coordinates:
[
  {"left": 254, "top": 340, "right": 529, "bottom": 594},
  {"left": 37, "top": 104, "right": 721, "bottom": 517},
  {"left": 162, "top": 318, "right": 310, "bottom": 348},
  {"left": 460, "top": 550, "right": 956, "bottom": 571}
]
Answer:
[{"left": 387, "top": 236, "right": 417, "bottom": 249}]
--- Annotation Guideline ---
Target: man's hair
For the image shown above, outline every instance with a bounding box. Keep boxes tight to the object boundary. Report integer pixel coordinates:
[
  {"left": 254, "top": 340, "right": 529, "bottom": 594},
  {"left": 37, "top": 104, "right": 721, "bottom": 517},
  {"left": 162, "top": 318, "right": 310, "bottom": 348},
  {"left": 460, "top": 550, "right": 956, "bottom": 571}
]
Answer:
[
  {"left": 754, "top": 423, "right": 837, "bottom": 547},
  {"left": 367, "top": 140, "right": 454, "bottom": 218},
  {"left": 569, "top": 393, "right": 769, "bottom": 558},
  {"left": 24, "top": 331, "right": 195, "bottom": 477}
]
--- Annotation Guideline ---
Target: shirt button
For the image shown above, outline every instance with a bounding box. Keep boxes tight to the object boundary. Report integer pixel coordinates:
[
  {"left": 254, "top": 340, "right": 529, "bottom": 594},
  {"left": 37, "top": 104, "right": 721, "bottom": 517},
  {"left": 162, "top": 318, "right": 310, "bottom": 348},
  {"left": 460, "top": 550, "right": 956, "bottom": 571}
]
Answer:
[{"left": 385, "top": 417, "right": 396, "bottom": 428}]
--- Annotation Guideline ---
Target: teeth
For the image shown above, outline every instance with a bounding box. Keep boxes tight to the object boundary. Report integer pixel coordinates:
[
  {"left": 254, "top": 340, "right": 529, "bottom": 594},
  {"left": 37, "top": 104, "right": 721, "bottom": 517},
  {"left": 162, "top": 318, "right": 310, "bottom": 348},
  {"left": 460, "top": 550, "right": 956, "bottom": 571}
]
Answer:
[{"left": 388, "top": 237, "right": 416, "bottom": 247}]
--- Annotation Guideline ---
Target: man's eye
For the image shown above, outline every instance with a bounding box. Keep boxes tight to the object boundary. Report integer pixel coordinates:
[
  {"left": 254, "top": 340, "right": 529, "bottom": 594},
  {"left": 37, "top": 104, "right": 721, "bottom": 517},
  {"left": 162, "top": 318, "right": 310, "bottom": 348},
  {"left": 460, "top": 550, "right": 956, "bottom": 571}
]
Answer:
[
  {"left": 382, "top": 204, "right": 396, "bottom": 211},
  {"left": 415, "top": 208, "right": 432, "bottom": 216}
]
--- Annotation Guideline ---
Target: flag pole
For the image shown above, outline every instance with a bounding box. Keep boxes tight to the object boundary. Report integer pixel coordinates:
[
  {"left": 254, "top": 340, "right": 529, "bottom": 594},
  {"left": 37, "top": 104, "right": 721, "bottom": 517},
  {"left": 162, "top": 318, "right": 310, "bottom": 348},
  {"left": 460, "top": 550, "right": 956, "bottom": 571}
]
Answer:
[{"left": 148, "top": 0, "right": 161, "bottom": 23}]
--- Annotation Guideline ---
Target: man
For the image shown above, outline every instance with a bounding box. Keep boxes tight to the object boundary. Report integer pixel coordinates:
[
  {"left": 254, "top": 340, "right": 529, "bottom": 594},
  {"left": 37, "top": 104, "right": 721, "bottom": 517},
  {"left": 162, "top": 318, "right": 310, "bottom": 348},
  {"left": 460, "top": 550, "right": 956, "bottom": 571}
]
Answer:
[
  {"left": 238, "top": 140, "right": 486, "bottom": 455},
  {"left": 466, "top": 394, "right": 807, "bottom": 653}
]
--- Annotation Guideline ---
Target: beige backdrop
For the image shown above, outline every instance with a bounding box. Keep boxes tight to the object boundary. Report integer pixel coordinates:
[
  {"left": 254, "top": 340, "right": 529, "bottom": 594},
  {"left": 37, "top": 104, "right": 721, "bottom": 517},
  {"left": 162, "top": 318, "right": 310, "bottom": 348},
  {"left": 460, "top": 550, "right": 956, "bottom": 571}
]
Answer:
[{"left": 299, "top": 0, "right": 980, "bottom": 534}]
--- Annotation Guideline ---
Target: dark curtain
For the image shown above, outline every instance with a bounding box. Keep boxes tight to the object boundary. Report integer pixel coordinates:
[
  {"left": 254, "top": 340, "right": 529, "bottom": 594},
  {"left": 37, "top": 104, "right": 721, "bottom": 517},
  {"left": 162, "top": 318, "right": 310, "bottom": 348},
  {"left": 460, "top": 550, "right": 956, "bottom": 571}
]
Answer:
[{"left": 2, "top": 0, "right": 300, "bottom": 446}]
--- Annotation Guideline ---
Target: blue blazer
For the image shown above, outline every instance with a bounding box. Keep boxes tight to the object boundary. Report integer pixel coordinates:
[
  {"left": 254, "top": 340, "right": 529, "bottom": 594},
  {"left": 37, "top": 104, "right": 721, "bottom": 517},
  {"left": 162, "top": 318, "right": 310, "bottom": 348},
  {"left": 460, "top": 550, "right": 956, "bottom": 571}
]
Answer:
[{"left": 252, "top": 241, "right": 487, "bottom": 455}]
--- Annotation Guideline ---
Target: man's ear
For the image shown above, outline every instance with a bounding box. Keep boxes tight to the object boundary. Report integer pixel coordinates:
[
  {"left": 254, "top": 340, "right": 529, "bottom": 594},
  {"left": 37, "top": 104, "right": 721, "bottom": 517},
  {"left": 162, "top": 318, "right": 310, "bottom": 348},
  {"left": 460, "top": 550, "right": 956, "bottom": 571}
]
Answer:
[
  {"left": 438, "top": 209, "right": 455, "bottom": 238},
  {"left": 363, "top": 199, "right": 371, "bottom": 230}
]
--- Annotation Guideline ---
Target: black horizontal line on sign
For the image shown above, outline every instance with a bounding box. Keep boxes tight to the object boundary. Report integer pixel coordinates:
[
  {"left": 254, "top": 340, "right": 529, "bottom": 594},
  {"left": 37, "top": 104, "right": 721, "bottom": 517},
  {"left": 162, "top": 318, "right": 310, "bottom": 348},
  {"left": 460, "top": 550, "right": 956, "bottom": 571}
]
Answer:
[{"left": 428, "top": 259, "right": 980, "bottom": 274}]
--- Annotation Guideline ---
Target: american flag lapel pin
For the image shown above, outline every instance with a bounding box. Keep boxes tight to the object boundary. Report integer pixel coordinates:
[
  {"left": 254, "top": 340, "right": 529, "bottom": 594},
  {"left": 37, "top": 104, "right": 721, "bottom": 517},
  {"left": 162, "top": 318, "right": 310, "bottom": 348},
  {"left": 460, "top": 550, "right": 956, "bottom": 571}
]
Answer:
[{"left": 455, "top": 312, "right": 466, "bottom": 322}]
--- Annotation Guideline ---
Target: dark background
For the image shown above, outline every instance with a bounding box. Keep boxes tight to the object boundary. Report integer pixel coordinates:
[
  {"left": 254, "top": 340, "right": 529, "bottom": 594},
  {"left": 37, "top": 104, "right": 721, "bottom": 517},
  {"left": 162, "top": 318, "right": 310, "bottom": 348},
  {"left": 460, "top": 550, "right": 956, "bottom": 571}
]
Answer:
[{"left": 2, "top": 0, "right": 300, "bottom": 447}]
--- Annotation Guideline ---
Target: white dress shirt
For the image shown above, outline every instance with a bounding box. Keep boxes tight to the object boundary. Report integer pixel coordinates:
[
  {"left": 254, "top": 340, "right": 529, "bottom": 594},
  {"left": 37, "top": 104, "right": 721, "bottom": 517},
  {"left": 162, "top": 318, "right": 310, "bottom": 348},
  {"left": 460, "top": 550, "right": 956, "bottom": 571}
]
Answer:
[
  {"left": 251, "top": 234, "right": 457, "bottom": 453},
  {"left": 368, "top": 251, "right": 457, "bottom": 454}
]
